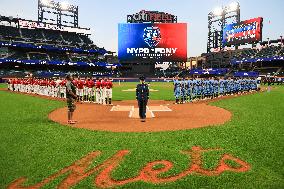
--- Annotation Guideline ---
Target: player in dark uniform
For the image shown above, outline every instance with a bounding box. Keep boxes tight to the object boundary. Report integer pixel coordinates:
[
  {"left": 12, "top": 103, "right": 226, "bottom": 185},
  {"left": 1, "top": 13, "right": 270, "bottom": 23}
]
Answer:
[
  {"left": 136, "top": 76, "right": 149, "bottom": 122},
  {"left": 66, "top": 74, "right": 78, "bottom": 124}
]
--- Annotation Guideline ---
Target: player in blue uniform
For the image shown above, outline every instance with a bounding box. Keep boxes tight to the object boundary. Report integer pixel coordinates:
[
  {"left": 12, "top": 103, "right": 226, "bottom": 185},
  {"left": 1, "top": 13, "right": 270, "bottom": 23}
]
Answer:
[
  {"left": 192, "top": 79, "right": 198, "bottom": 101},
  {"left": 202, "top": 79, "right": 207, "bottom": 99},
  {"left": 186, "top": 78, "right": 193, "bottom": 103},
  {"left": 173, "top": 77, "right": 180, "bottom": 104},
  {"left": 196, "top": 79, "right": 203, "bottom": 100},
  {"left": 234, "top": 78, "right": 240, "bottom": 94},
  {"left": 181, "top": 78, "right": 187, "bottom": 104},
  {"left": 209, "top": 77, "right": 215, "bottom": 99},
  {"left": 219, "top": 78, "right": 225, "bottom": 96},
  {"left": 213, "top": 78, "right": 219, "bottom": 98}
]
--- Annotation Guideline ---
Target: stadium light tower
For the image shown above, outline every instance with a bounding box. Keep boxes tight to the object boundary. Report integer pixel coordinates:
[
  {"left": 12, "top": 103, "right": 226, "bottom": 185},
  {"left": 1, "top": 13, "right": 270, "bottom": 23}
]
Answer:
[
  {"left": 41, "top": 0, "right": 51, "bottom": 7},
  {"left": 228, "top": 2, "right": 239, "bottom": 12},
  {"left": 212, "top": 7, "right": 223, "bottom": 16},
  {"left": 207, "top": 2, "right": 240, "bottom": 53},
  {"left": 38, "top": 0, "right": 79, "bottom": 27},
  {"left": 60, "top": 1, "right": 69, "bottom": 10}
]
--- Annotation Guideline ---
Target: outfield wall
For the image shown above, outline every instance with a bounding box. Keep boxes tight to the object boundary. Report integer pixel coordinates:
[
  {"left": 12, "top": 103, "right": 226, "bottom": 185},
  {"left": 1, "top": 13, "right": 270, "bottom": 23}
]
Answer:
[{"left": 112, "top": 78, "right": 172, "bottom": 82}]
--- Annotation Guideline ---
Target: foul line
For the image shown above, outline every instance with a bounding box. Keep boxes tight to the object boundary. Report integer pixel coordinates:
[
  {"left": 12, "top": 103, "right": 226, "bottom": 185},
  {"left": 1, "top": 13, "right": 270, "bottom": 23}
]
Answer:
[
  {"left": 148, "top": 106, "right": 172, "bottom": 112},
  {"left": 147, "top": 106, "right": 155, "bottom": 118},
  {"left": 129, "top": 106, "right": 135, "bottom": 118}
]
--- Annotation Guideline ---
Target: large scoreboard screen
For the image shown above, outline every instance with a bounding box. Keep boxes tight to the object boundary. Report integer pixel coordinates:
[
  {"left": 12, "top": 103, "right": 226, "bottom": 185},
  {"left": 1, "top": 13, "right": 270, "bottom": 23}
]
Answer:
[
  {"left": 222, "top": 17, "right": 263, "bottom": 46},
  {"left": 118, "top": 23, "right": 187, "bottom": 62}
]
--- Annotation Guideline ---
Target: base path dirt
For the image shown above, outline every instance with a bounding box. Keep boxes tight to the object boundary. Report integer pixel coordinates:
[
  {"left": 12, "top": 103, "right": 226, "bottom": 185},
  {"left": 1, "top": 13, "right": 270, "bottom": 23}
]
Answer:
[{"left": 49, "top": 100, "right": 232, "bottom": 132}]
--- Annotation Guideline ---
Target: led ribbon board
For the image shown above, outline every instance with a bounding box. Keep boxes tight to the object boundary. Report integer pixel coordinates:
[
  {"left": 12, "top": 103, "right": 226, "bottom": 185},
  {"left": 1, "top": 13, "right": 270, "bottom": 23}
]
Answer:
[
  {"left": 118, "top": 23, "right": 187, "bottom": 62},
  {"left": 222, "top": 17, "right": 263, "bottom": 46}
]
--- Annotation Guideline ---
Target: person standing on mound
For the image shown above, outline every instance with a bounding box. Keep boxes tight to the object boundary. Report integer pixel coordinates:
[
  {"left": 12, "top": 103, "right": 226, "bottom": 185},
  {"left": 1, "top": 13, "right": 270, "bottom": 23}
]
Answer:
[
  {"left": 66, "top": 74, "right": 78, "bottom": 124},
  {"left": 136, "top": 76, "right": 149, "bottom": 122}
]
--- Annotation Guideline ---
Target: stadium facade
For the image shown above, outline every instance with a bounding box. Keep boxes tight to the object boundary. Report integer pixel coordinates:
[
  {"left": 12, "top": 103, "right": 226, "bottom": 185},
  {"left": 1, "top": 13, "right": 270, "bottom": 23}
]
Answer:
[
  {"left": 0, "top": 1, "right": 120, "bottom": 79},
  {"left": 0, "top": 1, "right": 283, "bottom": 80}
]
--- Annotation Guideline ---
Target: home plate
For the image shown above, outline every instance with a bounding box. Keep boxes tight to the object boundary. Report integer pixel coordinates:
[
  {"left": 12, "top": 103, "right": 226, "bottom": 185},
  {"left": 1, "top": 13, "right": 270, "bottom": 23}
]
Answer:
[
  {"left": 129, "top": 107, "right": 154, "bottom": 119},
  {"left": 111, "top": 105, "right": 172, "bottom": 119}
]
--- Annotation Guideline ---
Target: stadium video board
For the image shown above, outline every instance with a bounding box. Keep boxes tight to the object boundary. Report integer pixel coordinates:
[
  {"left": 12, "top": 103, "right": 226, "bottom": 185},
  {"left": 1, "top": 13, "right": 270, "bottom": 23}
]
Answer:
[
  {"left": 222, "top": 17, "right": 263, "bottom": 46},
  {"left": 118, "top": 23, "right": 187, "bottom": 62}
]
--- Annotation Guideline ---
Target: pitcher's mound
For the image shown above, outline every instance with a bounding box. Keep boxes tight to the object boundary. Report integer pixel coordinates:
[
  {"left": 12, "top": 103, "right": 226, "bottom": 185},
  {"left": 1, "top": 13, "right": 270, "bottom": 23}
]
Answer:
[{"left": 49, "top": 100, "right": 231, "bottom": 133}]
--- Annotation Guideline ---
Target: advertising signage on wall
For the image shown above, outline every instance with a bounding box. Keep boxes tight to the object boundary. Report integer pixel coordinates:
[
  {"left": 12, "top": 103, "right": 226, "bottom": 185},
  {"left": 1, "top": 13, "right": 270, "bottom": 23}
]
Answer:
[
  {"left": 18, "top": 19, "right": 91, "bottom": 35},
  {"left": 127, "top": 10, "right": 177, "bottom": 23}
]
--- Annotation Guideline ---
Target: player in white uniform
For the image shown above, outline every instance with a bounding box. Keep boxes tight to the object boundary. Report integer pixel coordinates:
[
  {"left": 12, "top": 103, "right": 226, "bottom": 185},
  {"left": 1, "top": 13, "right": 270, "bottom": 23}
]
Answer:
[
  {"left": 101, "top": 78, "right": 107, "bottom": 105},
  {"left": 257, "top": 76, "right": 261, "bottom": 91},
  {"left": 95, "top": 79, "right": 102, "bottom": 104},
  {"left": 105, "top": 78, "right": 113, "bottom": 105}
]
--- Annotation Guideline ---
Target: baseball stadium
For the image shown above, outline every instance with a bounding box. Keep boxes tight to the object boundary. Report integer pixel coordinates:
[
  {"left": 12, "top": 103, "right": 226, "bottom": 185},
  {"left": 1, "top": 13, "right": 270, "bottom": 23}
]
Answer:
[{"left": 0, "top": 0, "right": 284, "bottom": 188}]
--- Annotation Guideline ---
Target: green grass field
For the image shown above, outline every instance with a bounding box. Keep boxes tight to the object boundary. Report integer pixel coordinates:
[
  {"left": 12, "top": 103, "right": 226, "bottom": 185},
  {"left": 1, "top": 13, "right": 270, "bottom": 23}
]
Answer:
[
  {"left": 0, "top": 82, "right": 283, "bottom": 188},
  {"left": 112, "top": 82, "right": 175, "bottom": 101}
]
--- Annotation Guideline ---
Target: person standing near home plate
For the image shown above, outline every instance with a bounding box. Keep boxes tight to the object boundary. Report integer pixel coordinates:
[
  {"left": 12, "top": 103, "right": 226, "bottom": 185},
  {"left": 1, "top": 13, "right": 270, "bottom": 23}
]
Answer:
[
  {"left": 136, "top": 76, "right": 149, "bottom": 122},
  {"left": 95, "top": 78, "right": 102, "bottom": 104},
  {"left": 66, "top": 74, "right": 78, "bottom": 124},
  {"left": 105, "top": 78, "right": 113, "bottom": 105}
]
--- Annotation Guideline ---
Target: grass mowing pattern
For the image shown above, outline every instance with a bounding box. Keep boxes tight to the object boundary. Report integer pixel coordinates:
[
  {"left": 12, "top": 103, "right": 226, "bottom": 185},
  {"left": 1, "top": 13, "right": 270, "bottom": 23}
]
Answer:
[
  {"left": 0, "top": 83, "right": 283, "bottom": 188},
  {"left": 0, "top": 83, "right": 7, "bottom": 89},
  {"left": 112, "top": 82, "right": 175, "bottom": 101}
]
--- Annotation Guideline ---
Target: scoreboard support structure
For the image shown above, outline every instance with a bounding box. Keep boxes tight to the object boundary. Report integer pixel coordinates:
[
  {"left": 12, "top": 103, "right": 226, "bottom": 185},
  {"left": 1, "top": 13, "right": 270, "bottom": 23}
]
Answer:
[
  {"left": 38, "top": 0, "right": 79, "bottom": 28},
  {"left": 207, "top": 2, "right": 240, "bottom": 53}
]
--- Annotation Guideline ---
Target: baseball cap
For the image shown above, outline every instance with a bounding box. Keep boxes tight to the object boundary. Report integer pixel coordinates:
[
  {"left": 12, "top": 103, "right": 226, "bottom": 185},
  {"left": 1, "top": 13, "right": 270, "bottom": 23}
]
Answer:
[{"left": 139, "top": 76, "right": 145, "bottom": 81}]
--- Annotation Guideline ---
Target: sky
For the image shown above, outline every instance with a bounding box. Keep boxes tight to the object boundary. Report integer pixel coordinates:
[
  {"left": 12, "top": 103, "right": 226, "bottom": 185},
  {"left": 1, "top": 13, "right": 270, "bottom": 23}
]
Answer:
[{"left": 0, "top": 0, "right": 283, "bottom": 57}]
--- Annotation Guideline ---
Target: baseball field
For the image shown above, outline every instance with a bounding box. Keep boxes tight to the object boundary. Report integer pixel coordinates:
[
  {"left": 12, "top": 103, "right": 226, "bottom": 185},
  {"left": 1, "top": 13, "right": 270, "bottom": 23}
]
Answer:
[{"left": 0, "top": 82, "right": 283, "bottom": 189}]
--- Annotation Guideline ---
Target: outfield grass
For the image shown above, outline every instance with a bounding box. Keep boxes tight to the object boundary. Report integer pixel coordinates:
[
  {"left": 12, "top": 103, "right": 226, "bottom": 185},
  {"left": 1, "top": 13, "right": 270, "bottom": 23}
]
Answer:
[
  {"left": 0, "top": 83, "right": 7, "bottom": 89},
  {"left": 112, "top": 82, "right": 175, "bottom": 101},
  {"left": 0, "top": 83, "right": 283, "bottom": 188}
]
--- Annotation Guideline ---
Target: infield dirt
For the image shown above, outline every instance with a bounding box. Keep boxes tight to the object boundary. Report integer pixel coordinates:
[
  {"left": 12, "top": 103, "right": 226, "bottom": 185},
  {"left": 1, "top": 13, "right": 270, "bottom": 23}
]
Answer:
[{"left": 49, "top": 100, "right": 232, "bottom": 132}]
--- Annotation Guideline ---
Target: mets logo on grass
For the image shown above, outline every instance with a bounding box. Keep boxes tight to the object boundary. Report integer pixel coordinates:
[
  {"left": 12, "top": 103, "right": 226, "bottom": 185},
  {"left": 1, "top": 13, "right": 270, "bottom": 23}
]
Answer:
[
  {"left": 118, "top": 23, "right": 187, "bottom": 62},
  {"left": 8, "top": 146, "right": 250, "bottom": 189}
]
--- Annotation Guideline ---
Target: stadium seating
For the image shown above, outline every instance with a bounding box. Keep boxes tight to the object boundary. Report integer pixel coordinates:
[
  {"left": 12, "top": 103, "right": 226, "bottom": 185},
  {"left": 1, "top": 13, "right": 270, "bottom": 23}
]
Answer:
[
  {"left": 61, "top": 31, "right": 82, "bottom": 44},
  {"left": 29, "top": 53, "right": 49, "bottom": 60},
  {"left": 70, "top": 55, "right": 91, "bottom": 63},
  {"left": 7, "top": 51, "right": 27, "bottom": 60},
  {"left": 0, "top": 25, "right": 21, "bottom": 39},
  {"left": 278, "top": 47, "right": 284, "bottom": 56},
  {"left": 154, "top": 66, "right": 182, "bottom": 78},
  {"left": 0, "top": 24, "right": 97, "bottom": 50},
  {"left": 256, "top": 45, "right": 282, "bottom": 58},
  {"left": 204, "top": 44, "right": 284, "bottom": 68},
  {"left": 80, "top": 35, "right": 93, "bottom": 44},
  {"left": 48, "top": 53, "right": 70, "bottom": 61},
  {"left": 42, "top": 29, "right": 64, "bottom": 43},
  {"left": 254, "top": 67, "right": 281, "bottom": 76},
  {"left": 233, "top": 45, "right": 283, "bottom": 60},
  {"left": 21, "top": 28, "right": 44, "bottom": 41},
  {"left": 0, "top": 15, "right": 118, "bottom": 79},
  {"left": 232, "top": 48, "right": 258, "bottom": 60}
]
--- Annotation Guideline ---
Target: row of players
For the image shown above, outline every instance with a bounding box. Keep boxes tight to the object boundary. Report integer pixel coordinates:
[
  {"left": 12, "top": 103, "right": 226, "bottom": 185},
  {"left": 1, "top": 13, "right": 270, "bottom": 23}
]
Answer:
[
  {"left": 7, "top": 77, "right": 114, "bottom": 105},
  {"left": 173, "top": 77, "right": 261, "bottom": 104}
]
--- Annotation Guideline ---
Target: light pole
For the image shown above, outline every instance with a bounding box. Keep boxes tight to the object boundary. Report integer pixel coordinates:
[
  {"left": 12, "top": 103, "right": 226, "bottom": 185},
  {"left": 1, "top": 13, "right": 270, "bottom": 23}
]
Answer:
[{"left": 207, "top": 2, "right": 240, "bottom": 53}]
